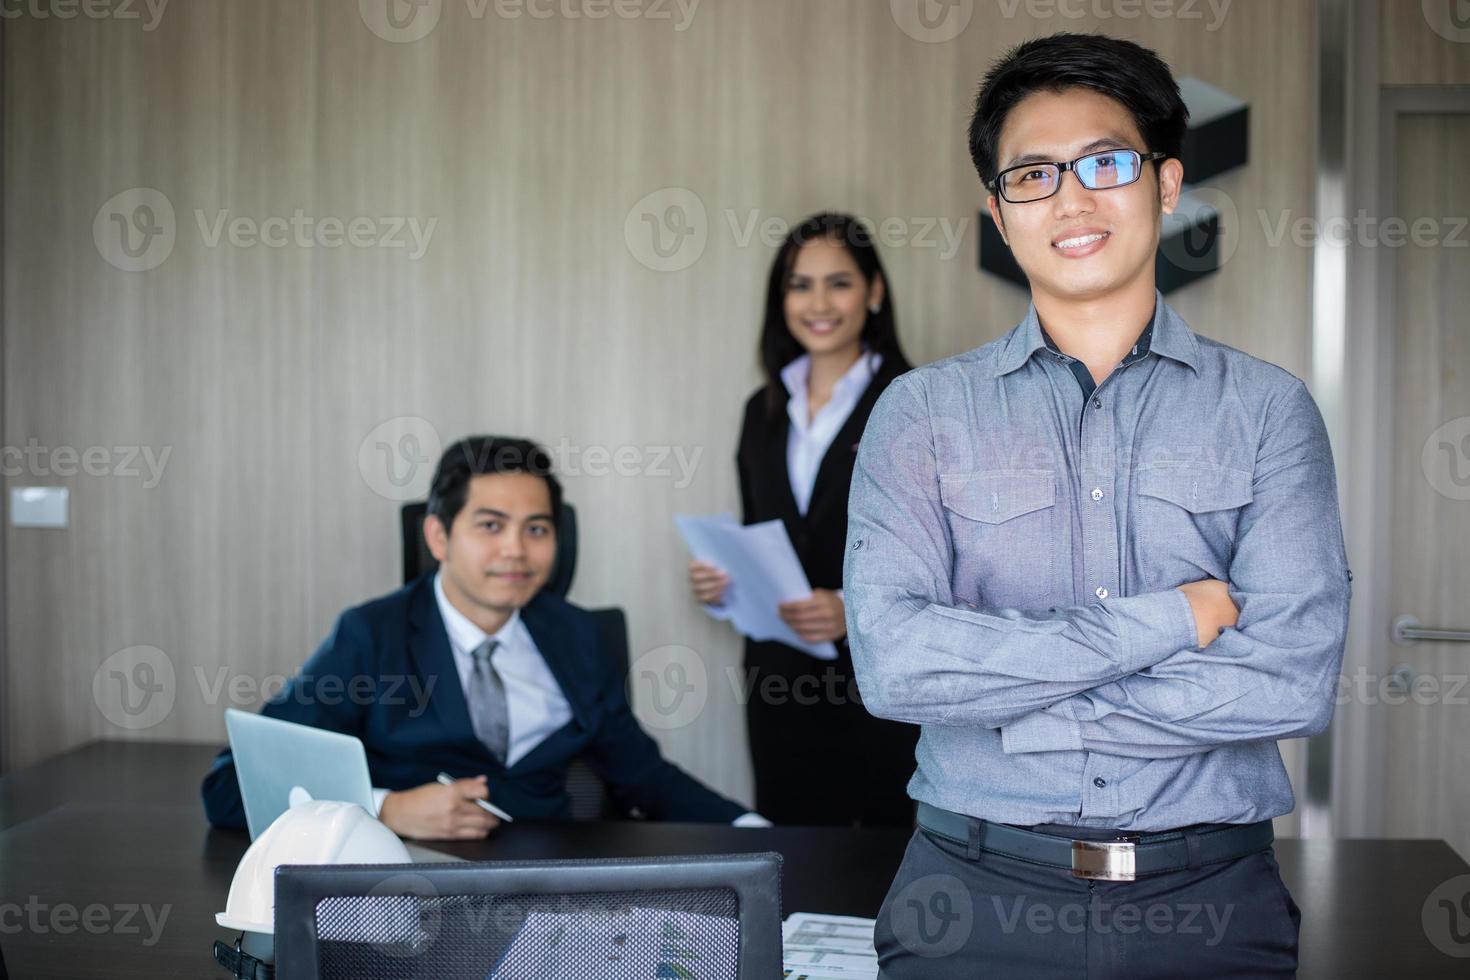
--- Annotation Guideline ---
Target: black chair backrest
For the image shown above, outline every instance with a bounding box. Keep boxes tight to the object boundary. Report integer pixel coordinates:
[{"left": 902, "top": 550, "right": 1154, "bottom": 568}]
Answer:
[
  {"left": 563, "top": 607, "right": 630, "bottom": 821},
  {"left": 401, "top": 500, "right": 578, "bottom": 598},
  {"left": 274, "top": 853, "right": 784, "bottom": 979}
]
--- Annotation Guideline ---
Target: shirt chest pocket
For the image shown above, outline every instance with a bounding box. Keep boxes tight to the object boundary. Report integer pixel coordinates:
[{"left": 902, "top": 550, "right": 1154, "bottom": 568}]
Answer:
[
  {"left": 939, "top": 469, "right": 1058, "bottom": 609},
  {"left": 1134, "top": 460, "right": 1253, "bottom": 579}
]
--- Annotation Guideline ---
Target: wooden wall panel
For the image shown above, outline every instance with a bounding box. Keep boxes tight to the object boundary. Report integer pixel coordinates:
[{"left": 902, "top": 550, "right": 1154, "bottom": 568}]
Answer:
[
  {"left": 6, "top": 0, "right": 1320, "bottom": 813},
  {"left": 1382, "top": 0, "right": 1470, "bottom": 85},
  {"left": 1384, "top": 112, "right": 1470, "bottom": 860}
]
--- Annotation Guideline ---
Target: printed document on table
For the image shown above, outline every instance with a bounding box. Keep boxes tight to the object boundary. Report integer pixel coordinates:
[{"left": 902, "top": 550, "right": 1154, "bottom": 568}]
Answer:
[
  {"left": 675, "top": 513, "right": 838, "bottom": 660},
  {"left": 781, "top": 913, "right": 879, "bottom": 979}
]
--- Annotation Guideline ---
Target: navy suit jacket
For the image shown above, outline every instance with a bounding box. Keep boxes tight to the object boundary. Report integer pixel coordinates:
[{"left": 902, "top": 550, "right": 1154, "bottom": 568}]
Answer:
[{"left": 202, "top": 575, "right": 745, "bottom": 827}]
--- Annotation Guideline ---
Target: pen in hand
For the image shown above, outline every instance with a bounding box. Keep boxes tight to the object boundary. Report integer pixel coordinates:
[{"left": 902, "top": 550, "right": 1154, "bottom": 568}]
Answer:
[{"left": 436, "top": 771, "right": 514, "bottom": 823}]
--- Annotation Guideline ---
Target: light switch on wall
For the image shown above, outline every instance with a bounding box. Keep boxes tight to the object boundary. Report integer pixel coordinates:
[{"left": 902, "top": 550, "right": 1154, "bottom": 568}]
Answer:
[{"left": 10, "top": 486, "right": 69, "bottom": 528}]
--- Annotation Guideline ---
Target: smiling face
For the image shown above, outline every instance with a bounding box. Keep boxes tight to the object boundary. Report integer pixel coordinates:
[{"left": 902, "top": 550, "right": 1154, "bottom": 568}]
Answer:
[
  {"left": 424, "top": 472, "right": 557, "bottom": 630},
  {"left": 986, "top": 86, "right": 1182, "bottom": 304},
  {"left": 782, "top": 237, "right": 885, "bottom": 358}
]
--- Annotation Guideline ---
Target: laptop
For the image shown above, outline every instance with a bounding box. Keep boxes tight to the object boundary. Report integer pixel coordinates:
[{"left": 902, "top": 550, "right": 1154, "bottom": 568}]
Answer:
[
  {"left": 224, "top": 709, "right": 464, "bottom": 863},
  {"left": 225, "top": 709, "right": 378, "bottom": 839}
]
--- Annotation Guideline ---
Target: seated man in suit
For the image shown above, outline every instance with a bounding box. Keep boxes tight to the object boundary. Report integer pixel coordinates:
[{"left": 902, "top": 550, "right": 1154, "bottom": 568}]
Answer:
[{"left": 203, "top": 434, "right": 761, "bottom": 839}]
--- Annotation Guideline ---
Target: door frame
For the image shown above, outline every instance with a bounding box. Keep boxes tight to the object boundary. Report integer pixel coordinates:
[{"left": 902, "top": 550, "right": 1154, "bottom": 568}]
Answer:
[
  {"left": 0, "top": 11, "right": 7, "bottom": 774},
  {"left": 1332, "top": 0, "right": 1470, "bottom": 840}
]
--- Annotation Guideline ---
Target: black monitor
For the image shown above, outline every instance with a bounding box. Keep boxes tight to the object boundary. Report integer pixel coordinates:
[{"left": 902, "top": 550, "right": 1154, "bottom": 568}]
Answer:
[{"left": 273, "top": 852, "right": 782, "bottom": 978}]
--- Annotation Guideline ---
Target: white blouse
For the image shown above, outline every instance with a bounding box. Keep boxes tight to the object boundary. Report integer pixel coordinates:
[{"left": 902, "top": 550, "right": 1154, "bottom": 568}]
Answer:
[{"left": 780, "top": 350, "right": 882, "bottom": 516}]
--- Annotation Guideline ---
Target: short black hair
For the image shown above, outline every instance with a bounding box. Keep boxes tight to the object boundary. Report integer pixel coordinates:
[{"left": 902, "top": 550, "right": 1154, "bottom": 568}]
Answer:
[
  {"left": 426, "top": 435, "right": 562, "bottom": 532},
  {"left": 968, "top": 32, "right": 1188, "bottom": 190}
]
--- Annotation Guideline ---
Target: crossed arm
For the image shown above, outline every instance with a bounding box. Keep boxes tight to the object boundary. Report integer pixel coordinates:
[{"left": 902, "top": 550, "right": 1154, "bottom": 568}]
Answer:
[{"left": 843, "top": 376, "right": 1351, "bottom": 758}]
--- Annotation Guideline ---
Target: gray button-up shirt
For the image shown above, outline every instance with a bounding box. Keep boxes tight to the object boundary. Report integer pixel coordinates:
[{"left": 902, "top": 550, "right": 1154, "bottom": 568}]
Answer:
[{"left": 844, "top": 290, "right": 1351, "bottom": 831}]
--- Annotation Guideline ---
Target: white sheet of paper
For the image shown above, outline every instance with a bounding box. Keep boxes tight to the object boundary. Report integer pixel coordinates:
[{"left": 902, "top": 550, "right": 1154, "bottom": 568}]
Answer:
[
  {"left": 675, "top": 512, "right": 740, "bottom": 625},
  {"left": 781, "top": 913, "right": 879, "bottom": 979},
  {"left": 676, "top": 513, "right": 838, "bottom": 660}
]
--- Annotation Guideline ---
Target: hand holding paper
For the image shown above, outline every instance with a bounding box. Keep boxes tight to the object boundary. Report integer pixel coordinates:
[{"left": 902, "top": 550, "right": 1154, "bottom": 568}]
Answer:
[
  {"left": 688, "top": 558, "right": 732, "bottom": 606},
  {"left": 676, "top": 513, "right": 839, "bottom": 660},
  {"left": 777, "top": 591, "right": 847, "bottom": 645}
]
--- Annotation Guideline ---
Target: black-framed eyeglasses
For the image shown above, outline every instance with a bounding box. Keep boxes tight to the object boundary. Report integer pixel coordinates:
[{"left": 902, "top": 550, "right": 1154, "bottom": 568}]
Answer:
[{"left": 988, "top": 148, "right": 1167, "bottom": 203}]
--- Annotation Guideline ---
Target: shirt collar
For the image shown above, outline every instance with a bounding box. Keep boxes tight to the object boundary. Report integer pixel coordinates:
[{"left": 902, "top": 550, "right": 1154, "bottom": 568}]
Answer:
[
  {"left": 1040, "top": 316, "right": 1153, "bottom": 366},
  {"left": 433, "top": 570, "right": 522, "bottom": 658},
  {"left": 1147, "top": 295, "right": 1202, "bottom": 374},
  {"left": 780, "top": 348, "right": 883, "bottom": 399},
  {"left": 993, "top": 289, "right": 1201, "bottom": 378}
]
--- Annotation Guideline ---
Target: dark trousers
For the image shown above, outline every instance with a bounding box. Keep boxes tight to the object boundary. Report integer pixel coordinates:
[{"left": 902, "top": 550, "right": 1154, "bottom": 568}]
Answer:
[
  {"left": 743, "top": 639, "right": 919, "bottom": 827},
  {"left": 875, "top": 825, "right": 1301, "bottom": 978}
]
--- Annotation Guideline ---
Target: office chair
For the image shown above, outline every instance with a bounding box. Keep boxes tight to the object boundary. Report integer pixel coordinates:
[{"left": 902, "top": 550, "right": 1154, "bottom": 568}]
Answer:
[
  {"left": 274, "top": 853, "right": 783, "bottom": 978},
  {"left": 400, "top": 501, "right": 627, "bottom": 821}
]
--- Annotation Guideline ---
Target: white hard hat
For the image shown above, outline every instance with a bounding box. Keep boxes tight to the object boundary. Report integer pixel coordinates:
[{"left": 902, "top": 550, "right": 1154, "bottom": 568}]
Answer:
[{"left": 216, "top": 800, "right": 411, "bottom": 961}]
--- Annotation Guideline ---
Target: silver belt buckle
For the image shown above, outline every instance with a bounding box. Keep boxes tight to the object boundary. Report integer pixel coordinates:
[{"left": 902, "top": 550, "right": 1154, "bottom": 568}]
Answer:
[{"left": 1071, "top": 839, "right": 1137, "bottom": 881}]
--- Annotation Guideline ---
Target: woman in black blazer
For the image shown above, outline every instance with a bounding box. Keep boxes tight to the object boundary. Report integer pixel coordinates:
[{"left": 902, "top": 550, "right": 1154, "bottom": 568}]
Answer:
[{"left": 690, "top": 212, "right": 919, "bottom": 827}]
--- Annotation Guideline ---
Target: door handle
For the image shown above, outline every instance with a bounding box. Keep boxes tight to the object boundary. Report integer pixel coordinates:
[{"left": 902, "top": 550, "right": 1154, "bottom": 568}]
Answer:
[{"left": 1392, "top": 616, "right": 1470, "bottom": 645}]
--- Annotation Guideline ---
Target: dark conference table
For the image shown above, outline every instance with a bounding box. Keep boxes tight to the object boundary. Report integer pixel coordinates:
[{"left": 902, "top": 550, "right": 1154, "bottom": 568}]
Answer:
[{"left": 0, "top": 741, "right": 1467, "bottom": 978}]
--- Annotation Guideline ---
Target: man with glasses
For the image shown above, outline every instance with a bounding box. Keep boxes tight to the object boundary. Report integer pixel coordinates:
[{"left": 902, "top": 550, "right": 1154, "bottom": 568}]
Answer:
[{"left": 846, "top": 32, "right": 1349, "bottom": 977}]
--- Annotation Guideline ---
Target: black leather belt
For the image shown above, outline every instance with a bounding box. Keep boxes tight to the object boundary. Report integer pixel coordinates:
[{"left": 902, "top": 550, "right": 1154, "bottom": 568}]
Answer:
[{"left": 917, "top": 802, "right": 1274, "bottom": 882}]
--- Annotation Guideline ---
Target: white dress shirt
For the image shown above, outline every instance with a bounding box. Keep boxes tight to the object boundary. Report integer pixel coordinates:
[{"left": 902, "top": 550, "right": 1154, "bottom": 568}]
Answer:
[
  {"left": 781, "top": 350, "right": 882, "bottom": 516},
  {"left": 433, "top": 571, "right": 574, "bottom": 768}
]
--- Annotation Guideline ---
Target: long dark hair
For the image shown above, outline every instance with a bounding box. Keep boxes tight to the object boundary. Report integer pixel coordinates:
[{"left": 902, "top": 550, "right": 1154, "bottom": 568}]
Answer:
[{"left": 759, "top": 212, "right": 910, "bottom": 420}]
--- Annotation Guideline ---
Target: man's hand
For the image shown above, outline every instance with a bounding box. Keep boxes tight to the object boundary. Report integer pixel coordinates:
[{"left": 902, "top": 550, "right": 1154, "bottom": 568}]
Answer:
[
  {"left": 778, "top": 589, "right": 846, "bottom": 644},
  {"left": 378, "top": 776, "right": 501, "bottom": 840},
  {"left": 1177, "top": 578, "right": 1240, "bottom": 649}
]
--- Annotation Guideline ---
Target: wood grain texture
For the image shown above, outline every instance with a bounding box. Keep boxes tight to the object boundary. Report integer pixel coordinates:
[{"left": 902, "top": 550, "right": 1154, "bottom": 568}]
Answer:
[
  {"left": 5, "top": 0, "right": 1318, "bottom": 813},
  {"left": 1381, "top": 0, "right": 1470, "bottom": 85},
  {"left": 1385, "top": 113, "right": 1470, "bottom": 861}
]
